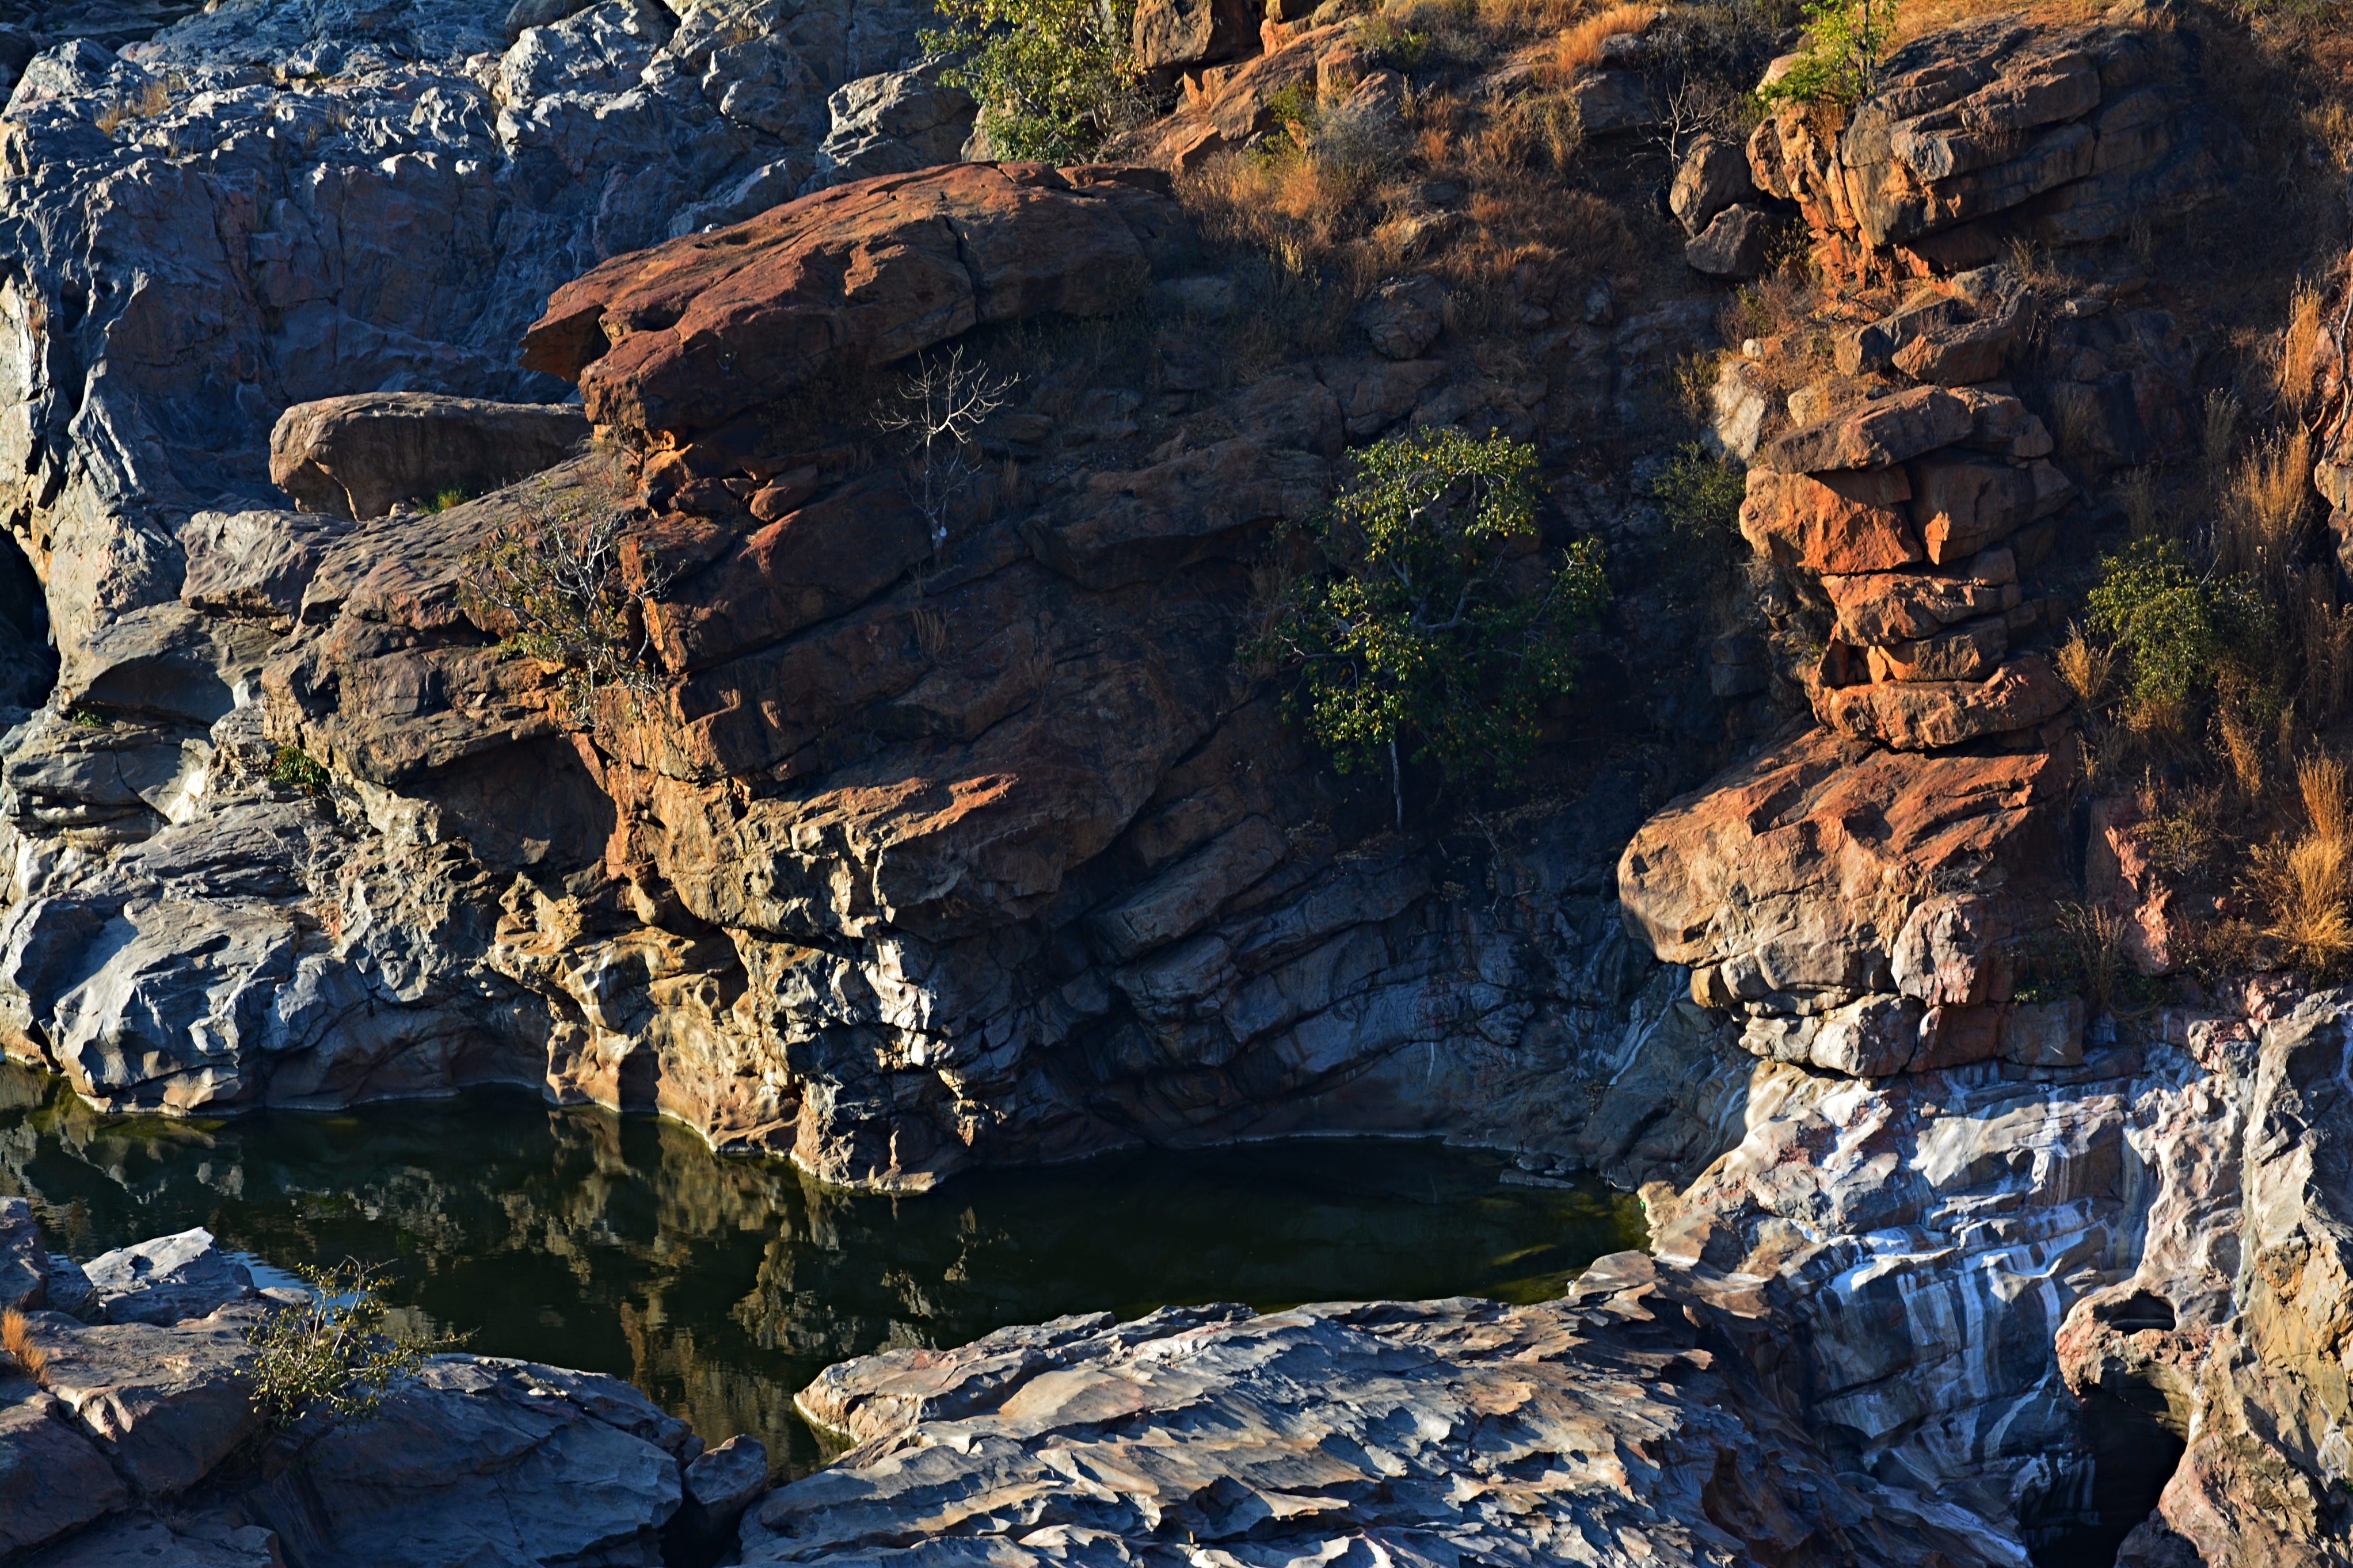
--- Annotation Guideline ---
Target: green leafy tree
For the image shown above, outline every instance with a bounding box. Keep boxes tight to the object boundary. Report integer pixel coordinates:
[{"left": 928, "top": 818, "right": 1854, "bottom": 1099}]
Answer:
[
  {"left": 246, "top": 1260, "right": 456, "bottom": 1432},
  {"left": 1646, "top": 439, "right": 1747, "bottom": 544},
  {"left": 1247, "top": 428, "right": 1609, "bottom": 826},
  {"left": 1755, "top": 0, "right": 1896, "bottom": 110},
  {"left": 923, "top": 0, "right": 1142, "bottom": 163},
  {"left": 2084, "top": 536, "right": 2279, "bottom": 713}
]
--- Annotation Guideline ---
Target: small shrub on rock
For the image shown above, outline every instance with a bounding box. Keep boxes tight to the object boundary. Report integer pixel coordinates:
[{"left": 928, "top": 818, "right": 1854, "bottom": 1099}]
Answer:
[
  {"left": 458, "top": 467, "right": 671, "bottom": 728},
  {"left": 1754, "top": 0, "right": 1894, "bottom": 110},
  {"left": 1646, "top": 440, "right": 1747, "bottom": 544},
  {"left": 247, "top": 1259, "right": 452, "bottom": 1432},
  {"left": 1246, "top": 427, "right": 1608, "bottom": 823},
  {"left": 924, "top": 0, "right": 1147, "bottom": 163},
  {"left": 2084, "top": 537, "right": 2280, "bottom": 719},
  {"left": 267, "top": 745, "right": 332, "bottom": 796}
]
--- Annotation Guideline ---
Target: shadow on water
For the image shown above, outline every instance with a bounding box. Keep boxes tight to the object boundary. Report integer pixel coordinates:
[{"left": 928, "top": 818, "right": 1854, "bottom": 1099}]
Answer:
[{"left": 0, "top": 1064, "right": 1646, "bottom": 1480}]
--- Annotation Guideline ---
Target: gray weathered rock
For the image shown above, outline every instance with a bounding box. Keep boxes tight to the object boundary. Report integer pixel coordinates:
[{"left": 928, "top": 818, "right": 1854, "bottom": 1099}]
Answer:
[
  {"left": 0, "top": 1194, "right": 44, "bottom": 1309},
  {"left": 802, "top": 58, "right": 976, "bottom": 192},
  {"left": 753, "top": 1260, "right": 2019, "bottom": 1566},
  {"left": 1670, "top": 133, "right": 1753, "bottom": 236},
  {"left": 0, "top": 1377, "right": 131, "bottom": 1557},
  {"left": 1354, "top": 273, "right": 1446, "bottom": 360},
  {"left": 81, "top": 1226, "right": 256, "bottom": 1325},
  {"left": 1685, "top": 202, "right": 1772, "bottom": 278}
]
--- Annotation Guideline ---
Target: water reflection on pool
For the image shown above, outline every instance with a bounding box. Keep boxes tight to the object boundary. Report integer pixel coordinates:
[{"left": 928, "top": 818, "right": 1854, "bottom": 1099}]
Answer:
[{"left": 0, "top": 1064, "right": 1646, "bottom": 1478}]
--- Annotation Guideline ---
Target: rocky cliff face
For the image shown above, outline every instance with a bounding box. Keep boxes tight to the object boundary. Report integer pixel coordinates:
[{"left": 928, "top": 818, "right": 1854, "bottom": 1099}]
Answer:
[{"left": 4, "top": 0, "right": 2353, "bottom": 1562}]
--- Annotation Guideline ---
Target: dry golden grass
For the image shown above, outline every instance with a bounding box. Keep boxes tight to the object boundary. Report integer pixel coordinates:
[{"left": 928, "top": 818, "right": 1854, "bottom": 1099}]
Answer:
[
  {"left": 2055, "top": 624, "right": 2116, "bottom": 707},
  {"left": 2113, "top": 467, "right": 2167, "bottom": 539},
  {"left": 2055, "top": 901, "right": 2133, "bottom": 1017},
  {"left": 1552, "top": 3, "right": 1657, "bottom": 79},
  {"left": 2280, "top": 278, "right": 2327, "bottom": 409},
  {"left": 1, "top": 1308, "right": 46, "bottom": 1382},
  {"left": 2253, "top": 831, "right": 2353, "bottom": 979},
  {"left": 2217, "top": 705, "right": 2265, "bottom": 798},
  {"left": 2302, "top": 753, "right": 2350, "bottom": 841},
  {"left": 2216, "top": 425, "right": 2313, "bottom": 584}
]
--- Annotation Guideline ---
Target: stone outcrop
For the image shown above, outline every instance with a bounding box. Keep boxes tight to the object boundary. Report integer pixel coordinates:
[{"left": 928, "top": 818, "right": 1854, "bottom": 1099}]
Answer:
[
  {"left": 0, "top": 1211, "right": 728, "bottom": 1567},
  {"left": 269, "top": 394, "right": 591, "bottom": 521},
  {"left": 753, "top": 1257, "right": 2016, "bottom": 1567},
  {"left": 520, "top": 162, "right": 1193, "bottom": 443},
  {"left": 1749, "top": 12, "right": 2228, "bottom": 279}
]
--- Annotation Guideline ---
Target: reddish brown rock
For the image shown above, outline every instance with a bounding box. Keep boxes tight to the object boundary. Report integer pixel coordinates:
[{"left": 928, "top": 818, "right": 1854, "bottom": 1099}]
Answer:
[
  {"left": 1814, "top": 654, "right": 2073, "bottom": 750},
  {"left": 1738, "top": 466, "right": 1922, "bottom": 573},
  {"left": 1025, "top": 438, "right": 1327, "bottom": 590},
  {"left": 1864, "top": 614, "right": 2006, "bottom": 682},
  {"left": 1754, "top": 386, "right": 1974, "bottom": 474},
  {"left": 270, "top": 393, "right": 589, "bottom": 521},
  {"left": 520, "top": 164, "right": 1186, "bottom": 442},
  {"left": 1620, "top": 727, "right": 2074, "bottom": 998},
  {"left": 1821, "top": 551, "right": 2019, "bottom": 643},
  {"left": 1906, "top": 451, "right": 2039, "bottom": 563},
  {"left": 644, "top": 473, "right": 931, "bottom": 677}
]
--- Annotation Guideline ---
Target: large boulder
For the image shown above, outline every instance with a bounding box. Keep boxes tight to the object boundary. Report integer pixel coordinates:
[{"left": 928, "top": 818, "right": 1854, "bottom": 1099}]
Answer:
[
  {"left": 1132, "top": 0, "right": 1258, "bottom": 70},
  {"left": 269, "top": 394, "right": 591, "bottom": 521},
  {"left": 79, "top": 1227, "right": 257, "bottom": 1326},
  {"left": 519, "top": 163, "right": 1193, "bottom": 442}
]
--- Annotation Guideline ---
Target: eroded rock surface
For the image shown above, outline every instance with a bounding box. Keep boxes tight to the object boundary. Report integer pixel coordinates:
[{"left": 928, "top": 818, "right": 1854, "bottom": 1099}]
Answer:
[{"left": 753, "top": 1257, "right": 2016, "bottom": 1567}]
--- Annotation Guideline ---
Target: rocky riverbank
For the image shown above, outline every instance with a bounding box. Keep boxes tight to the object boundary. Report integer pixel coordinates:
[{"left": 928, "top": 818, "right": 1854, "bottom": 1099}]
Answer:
[{"left": 1, "top": 0, "right": 2351, "bottom": 1560}]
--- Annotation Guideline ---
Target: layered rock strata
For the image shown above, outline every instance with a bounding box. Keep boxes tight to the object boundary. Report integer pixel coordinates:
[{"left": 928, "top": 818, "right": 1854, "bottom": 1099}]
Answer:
[{"left": 1749, "top": 11, "right": 2227, "bottom": 280}]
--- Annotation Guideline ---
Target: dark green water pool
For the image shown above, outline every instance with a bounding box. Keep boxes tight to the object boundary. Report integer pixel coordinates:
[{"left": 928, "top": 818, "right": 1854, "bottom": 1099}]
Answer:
[{"left": 0, "top": 1063, "right": 1646, "bottom": 1478}]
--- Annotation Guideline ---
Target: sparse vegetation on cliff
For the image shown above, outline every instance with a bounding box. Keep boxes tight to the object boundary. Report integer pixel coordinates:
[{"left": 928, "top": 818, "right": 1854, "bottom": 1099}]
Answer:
[
  {"left": 924, "top": 0, "right": 1147, "bottom": 161},
  {"left": 457, "top": 462, "right": 671, "bottom": 728},
  {"left": 1246, "top": 428, "right": 1608, "bottom": 823}
]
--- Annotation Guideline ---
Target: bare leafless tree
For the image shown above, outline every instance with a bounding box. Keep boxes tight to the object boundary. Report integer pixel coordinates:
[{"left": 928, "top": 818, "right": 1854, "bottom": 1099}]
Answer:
[{"left": 875, "top": 346, "right": 1021, "bottom": 550}]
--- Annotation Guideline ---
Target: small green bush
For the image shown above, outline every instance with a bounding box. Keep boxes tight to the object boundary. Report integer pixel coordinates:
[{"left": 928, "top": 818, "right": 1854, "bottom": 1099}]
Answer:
[
  {"left": 1246, "top": 428, "right": 1609, "bottom": 820},
  {"left": 1754, "top": 0, "right": 1895, "bottom": 110},
  {"left": 1647, "top": 440, "right": 1747, "bottom": 543},
  {"left": 67, "top": 707, "right": 105, "bottom": 730},
  {"left": 2083, "top": 537, "right": 2279, "bottom": 714},
  {"left": 1357, "top": 16, "right": 1433, "bottom": 68},
  {"left": 924, "top": 0, "right": 1144, "bottom": 163},
  {"left": 421, "top": 486, "right": 469, "bottom": 514},
  {"left": 268, "top": 745, "right": 332, "bottom": 795},
  {"left": 246, "top": 1259, "right": 452, "bottom": 1432}
]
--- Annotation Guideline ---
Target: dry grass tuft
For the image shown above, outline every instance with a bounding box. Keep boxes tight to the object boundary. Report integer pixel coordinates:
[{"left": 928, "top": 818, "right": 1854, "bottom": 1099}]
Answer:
[
  {"left": 2216, "top": 425, "right": 2312, "bottom": 585},
  {"left": 1, "top": 1308, "right": 47, "bottom": 1382},
  {"left": 2202, "top": 388, "right": 2242, "bottom": 490},
  {"left": 2280, "top": 278, "right": 2325, "bottom": 410},
  {"left": 2301, "top": 753, "right": 2349, "bottom": 842},
  {"left": 2217, "top": 704, "right": 2265, "bottom": 799},
  {"left": 1552, "top": 3, "right": 1657, "bottom": 79},
  {"left": 2114, "top": 467, "right": 2167, "bottom": 539},
  {"left": 2253, "top": 830, "right": 2353, "bottom": 979},
  {"left": 2054, "top": 624, "right": 2115, "bottom": 707},
  {"left": 2055, "top": 901, "right": 2132, "bottom": 1017},
  {"left": 2296, "top": 566, "right": 2353, "bottom": 725}
]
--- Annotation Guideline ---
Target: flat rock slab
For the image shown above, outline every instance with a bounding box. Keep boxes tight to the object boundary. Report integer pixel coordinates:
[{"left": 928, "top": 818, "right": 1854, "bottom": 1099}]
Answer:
[
  {"left": 520, "top": 162, "right": 1188, "bottom": 441},
  {"left": 255, "top": 1357, "right": 688, "bottom": 1568},
  {"left": 1816, "top": 654, "right": 2073, "bottom": 750},
  {"left": 747, "top": 1259, "right": 2017, "bottom": 1566},
  {"left": 27, "top": 1306, "right": 261, "bottom": 1496},
  {"left": 82, "top": 1226, "right": 256, "bottom": 1326}
]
